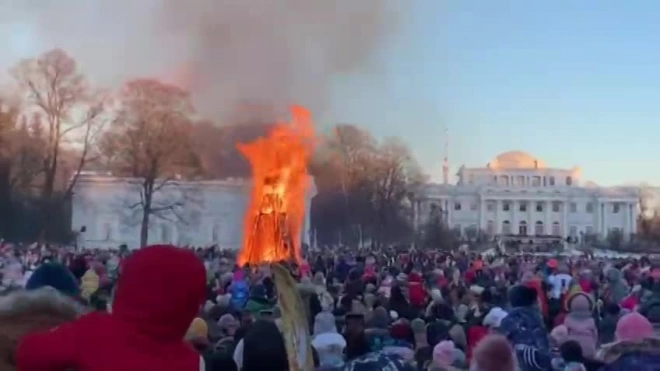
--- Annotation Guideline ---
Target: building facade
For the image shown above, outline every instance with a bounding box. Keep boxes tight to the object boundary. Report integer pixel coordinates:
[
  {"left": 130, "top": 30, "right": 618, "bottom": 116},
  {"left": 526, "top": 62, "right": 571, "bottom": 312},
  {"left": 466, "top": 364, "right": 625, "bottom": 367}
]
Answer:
[
  {"left": 71, "top": 173, "right": 315, "bottom": 249},
  {"left": 413, "top": 151, "right": 639, "bottom": 241}
]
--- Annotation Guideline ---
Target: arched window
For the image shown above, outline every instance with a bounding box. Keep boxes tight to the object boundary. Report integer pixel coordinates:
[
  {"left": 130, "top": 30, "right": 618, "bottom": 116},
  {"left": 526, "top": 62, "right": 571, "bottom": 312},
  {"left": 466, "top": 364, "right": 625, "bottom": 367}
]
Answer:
[
  {"left": 519, "top": 221, "right": 528, "bottom": 236},
  {"left": 535, "top": 221, "right": 544, "bottom": 235},
  {"left": 486, "top": 220, "right": 495, "bottom": 235},
  {"left": 502, "top": 220, "right": 511, "bottom": 235},
  {"left": 552, "top": 221, "right": 561, "bottom": 236}
]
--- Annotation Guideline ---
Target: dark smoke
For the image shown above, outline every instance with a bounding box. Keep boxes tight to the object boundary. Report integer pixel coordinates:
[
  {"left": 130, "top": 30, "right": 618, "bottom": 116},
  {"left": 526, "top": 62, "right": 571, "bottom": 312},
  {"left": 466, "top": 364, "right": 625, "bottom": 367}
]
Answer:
[{"left": 1, "top": 0, "right": 400, "bottom": 121}]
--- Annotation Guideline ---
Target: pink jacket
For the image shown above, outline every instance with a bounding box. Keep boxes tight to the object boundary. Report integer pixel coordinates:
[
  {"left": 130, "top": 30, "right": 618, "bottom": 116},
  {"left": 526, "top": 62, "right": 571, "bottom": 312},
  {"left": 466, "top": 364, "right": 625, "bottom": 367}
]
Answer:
[{"left": 563, "top": 315, "right": 598, "bottom": 358}]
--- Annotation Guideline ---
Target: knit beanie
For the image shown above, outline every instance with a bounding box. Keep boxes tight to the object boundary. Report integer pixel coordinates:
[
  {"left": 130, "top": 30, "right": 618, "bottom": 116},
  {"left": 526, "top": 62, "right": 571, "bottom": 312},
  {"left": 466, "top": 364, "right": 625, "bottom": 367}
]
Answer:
[
  {"left": 472, "top": 335, "right": 517, "bottom": 371},
  {"left": 186, "top": 317, "right": 209, "bottom": 340},
  {"left": 616, "top": 312, "right": 653, "bottom": 342},
  {"left": 25, "top": 263, "right": 80, "bottom": 298},
  {"left": 509, "top": 284, "right": 537, "bottom": 308},
  {"left": 433, "top": 340, "right": 455, "bottom": 367}
]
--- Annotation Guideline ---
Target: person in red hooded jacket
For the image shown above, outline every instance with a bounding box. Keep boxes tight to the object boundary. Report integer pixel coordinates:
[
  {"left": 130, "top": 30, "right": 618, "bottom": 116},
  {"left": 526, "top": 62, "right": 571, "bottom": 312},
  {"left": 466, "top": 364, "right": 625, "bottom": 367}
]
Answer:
[
  {"left": 16, "top": 244, "right": 207, "bottom": 371},
  {"left": 408, "top": 271, "right": 426, "bottom": 309}
]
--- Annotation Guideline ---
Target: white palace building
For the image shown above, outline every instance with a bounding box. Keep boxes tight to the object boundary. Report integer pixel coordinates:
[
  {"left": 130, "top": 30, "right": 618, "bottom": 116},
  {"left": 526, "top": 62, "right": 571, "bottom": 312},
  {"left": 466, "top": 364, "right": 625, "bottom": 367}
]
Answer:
[{"left": 413, "top": 151, "right": 640, "bottom": 242}]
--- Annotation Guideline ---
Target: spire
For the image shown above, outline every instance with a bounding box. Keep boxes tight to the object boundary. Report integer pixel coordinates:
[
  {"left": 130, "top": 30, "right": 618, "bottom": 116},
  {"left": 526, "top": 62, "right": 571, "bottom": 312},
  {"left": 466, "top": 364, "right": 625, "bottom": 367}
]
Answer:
[{"left": 442, "top": 125, "right": 449, "bottom": 184}]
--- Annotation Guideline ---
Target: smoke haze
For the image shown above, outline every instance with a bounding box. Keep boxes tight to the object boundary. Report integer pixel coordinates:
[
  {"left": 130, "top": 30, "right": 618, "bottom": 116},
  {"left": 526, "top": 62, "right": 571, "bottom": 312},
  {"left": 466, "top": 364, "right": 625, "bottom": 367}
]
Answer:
[{"left": 0, "top": 0, "right": 400, "bottom": 121}]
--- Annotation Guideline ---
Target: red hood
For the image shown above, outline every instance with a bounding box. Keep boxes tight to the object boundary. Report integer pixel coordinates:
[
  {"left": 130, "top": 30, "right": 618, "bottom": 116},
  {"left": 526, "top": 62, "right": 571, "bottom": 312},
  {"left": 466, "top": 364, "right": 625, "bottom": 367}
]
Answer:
[
  {"left": 408, "top": 272, "right": 422, "bottom": 283},
  {"left": 112, "top": 245, "right": 207, "bottom": 342}
]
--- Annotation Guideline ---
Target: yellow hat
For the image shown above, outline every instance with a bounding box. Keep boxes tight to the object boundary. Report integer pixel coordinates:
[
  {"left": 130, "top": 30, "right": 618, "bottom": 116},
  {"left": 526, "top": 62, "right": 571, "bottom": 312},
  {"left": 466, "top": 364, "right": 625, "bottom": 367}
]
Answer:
[{"left": 186, "top": 317, "right": 208, "bottom": 340}]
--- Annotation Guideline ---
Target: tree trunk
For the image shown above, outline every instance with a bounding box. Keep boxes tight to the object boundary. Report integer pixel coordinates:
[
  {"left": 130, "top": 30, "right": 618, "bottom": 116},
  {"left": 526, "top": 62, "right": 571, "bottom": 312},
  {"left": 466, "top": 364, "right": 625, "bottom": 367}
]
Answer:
[
  {"left": 139, "top": 178, "right": 154, "bottom": 248},
  {"left": 140, "top": 210, "right": 150, "bottom": 248}
]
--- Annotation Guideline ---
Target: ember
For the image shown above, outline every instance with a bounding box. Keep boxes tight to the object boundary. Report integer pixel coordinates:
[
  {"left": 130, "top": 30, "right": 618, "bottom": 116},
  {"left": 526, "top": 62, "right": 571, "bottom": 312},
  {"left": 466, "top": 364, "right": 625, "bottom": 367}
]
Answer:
[{"left": 237, "top": 106, "right": 315, "bottom": 266}]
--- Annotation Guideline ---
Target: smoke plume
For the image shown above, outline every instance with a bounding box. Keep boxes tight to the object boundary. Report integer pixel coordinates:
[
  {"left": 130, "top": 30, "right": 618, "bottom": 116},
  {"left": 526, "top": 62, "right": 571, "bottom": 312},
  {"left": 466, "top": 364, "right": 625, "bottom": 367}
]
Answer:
[{"left": 1, "top": 0, "right": 400, "bottom": 121}]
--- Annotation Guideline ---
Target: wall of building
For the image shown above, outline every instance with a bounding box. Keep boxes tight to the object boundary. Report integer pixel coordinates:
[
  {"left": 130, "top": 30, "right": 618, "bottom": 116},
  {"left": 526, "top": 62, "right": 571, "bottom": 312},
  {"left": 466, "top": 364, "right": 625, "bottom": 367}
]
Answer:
[
  {"left": 71, "top": 174, "right": 315, "bottom": 249},
  {"left": 414, "top": 184, "right": 639, "bottom": 241}
]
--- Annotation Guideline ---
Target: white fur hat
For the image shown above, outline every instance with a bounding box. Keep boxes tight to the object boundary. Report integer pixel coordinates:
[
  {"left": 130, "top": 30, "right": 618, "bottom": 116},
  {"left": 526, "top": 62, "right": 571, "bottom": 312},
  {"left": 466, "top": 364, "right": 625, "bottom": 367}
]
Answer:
[
  {"left": 483, "top": 307, "right": 508, "bottom": 328},
  {"left": 470, "top": 285, "right": 485, "bottom": 295},
  {"left": 430, "top": 288, "right": 443, "bottom": 303}
]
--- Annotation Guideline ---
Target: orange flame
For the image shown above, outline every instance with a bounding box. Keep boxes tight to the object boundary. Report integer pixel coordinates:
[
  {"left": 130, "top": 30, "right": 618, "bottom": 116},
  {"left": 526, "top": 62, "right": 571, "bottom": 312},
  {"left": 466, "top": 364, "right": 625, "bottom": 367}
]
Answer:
[{"left": 237, "top": 106, "right": 315, "bottom": 267}]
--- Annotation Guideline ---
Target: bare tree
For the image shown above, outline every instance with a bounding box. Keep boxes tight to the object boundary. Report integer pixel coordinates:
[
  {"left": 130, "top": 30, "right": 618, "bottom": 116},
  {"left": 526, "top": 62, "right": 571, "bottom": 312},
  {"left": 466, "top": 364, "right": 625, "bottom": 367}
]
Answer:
[
  {"left": 311, "top": 124, "right": 377, "bottom": 245},
  {"left": 311, "top": 125, "right": 425, "bottom": 247},
  {"left": 11, "top": 49, "right": 107, "bottom": 238},
  {"left": 99, "top": 78, "right": 201, "bottom": 247},
  {"left": 369, "top": 137, "right": 426, "bottom": 247}
]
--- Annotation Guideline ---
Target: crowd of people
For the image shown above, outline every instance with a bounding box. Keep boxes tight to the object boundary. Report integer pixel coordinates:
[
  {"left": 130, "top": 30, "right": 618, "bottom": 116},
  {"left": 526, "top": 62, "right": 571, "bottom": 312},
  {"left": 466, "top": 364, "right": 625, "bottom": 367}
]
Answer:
[{"left": 0, "top": 243, "right": 659, "bottom": 371}]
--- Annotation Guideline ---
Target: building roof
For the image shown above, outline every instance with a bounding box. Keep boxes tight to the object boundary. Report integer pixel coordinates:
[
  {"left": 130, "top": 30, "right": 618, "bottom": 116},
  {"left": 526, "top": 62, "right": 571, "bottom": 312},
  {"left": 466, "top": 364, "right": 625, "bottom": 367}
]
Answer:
[{"left": 489, "top": 151, "right": 546, "bottom": 169}]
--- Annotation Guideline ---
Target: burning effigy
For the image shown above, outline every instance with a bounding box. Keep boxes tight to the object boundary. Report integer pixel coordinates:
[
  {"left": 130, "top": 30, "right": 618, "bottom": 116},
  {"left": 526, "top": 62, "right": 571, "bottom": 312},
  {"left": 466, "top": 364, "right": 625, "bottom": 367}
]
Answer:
[{"left": 236, "top": 105, "right": 315, "bottom": 371}]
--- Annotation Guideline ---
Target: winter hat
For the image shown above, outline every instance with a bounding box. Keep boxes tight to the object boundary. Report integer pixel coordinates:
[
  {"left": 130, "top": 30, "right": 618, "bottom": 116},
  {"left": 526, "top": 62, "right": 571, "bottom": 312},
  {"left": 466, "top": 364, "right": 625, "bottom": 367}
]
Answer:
[
  {"left": 482, "top": 307, "right": 508, "bottom": 328},
  {"left": 218, "top": 314, "right": 239, "bottom": 332},
  {"left": 566, "top": 292, "right": 594, "bottom": 312},
  {"left": 471, "top": 335, "right": 517, "bottom": 371},
  {"left": 509, "top": 284, "right": 537, "bottom": 308},
  {"left": 368, "top": 307, "right": 389, "bottom": 329},
  {"left": 411, "top": 318, "right": 426, "bottom": 334},
  {"left": 216, "top": 294, "right": 232, "bottom": 308},
  {"left": 615, "top": 312, "right": 654, "bottom": 342},
  {"left": 313, "top": 311, "right": 337, "bottom": 336},
  {"left": 25, "top": 263, "right": 80, "bottom": 298},
  {"left": 364, "top": 293, "right": 376, "bottom": 308},
  {"left": 430, "top": 288, "right": 443, "bottom": 303},
  {"left": 311, "top": 332, "right": 346, "bottom": 351},
  {"left": 203, "top": 300, "right": 215, "bottom": 313},
  {"left": 186, "top": 317, "right": 208, "bottom": 339},
  {"left": 390, "top": 322, "right": 413, "bottom": 342},
  {"left": 433, "top": 340, "right": 455, "bottom": 367}
]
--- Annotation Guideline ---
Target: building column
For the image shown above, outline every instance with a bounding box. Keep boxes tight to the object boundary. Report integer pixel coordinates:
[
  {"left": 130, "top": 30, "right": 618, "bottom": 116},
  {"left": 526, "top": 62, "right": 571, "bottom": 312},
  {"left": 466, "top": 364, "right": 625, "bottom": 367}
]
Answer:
[
  {"left": 495, "top": 199, "right": 500, "bottom": 234},
  {"left": 602, "top": 202, "right": 608, "bottom": 239},
  {"left": 545, "top": 200, "right": 551, "bottom": 235},
  {"left": 622, "top": 202, "right": 628, "bottom": 240},
  {"left": 527, "top": 200, "right": 533, "bottom": 234},
  {"left": 562, "top": 199, "right": 568, "bottom": 238}
]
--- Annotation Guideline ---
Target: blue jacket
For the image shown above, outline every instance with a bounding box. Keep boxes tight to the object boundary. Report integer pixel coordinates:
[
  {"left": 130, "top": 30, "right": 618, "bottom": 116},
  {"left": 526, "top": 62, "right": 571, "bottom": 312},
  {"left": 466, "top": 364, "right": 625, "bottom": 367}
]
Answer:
[
  {"left": 229, "top": 279, "right": 249, "bottom": 310},
  {"left": 498, "top": 306, "right": 550, "bottom": 371}
]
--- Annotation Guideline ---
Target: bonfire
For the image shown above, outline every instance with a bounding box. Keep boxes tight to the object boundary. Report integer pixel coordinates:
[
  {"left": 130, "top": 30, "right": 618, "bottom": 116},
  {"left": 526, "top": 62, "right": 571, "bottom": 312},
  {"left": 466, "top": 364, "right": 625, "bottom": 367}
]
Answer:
[{"left": 236, "top": 105, "right": 315, "bottom": 371}]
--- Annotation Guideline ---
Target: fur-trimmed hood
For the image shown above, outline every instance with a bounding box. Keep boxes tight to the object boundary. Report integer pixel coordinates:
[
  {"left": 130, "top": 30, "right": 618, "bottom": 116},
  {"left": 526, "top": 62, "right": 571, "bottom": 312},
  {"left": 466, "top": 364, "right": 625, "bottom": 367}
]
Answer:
[
  {"left": 598, "top": 337, "right": 660, "bottom": 364},
  {"left": 0, "top": 288, "right": 87, "bottom": 369}
]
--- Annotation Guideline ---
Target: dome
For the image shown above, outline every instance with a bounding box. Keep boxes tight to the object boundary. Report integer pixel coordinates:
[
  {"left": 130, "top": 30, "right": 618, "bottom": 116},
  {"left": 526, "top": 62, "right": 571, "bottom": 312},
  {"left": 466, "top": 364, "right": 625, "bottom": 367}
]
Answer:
[{"left": 488, "top": 151, "right": 546, "bottom": 169}]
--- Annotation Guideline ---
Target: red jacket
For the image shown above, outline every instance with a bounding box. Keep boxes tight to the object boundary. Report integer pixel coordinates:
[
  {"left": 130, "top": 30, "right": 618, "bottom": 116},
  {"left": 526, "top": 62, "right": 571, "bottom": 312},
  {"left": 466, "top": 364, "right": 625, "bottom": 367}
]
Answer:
[
  {"left": 467, "top": 325, "right": 488, "bottom": 361},
  {"left": 16, "top": 245, "right": 207, "bottom": 371},
  {"left": 408, "top": 272, "right": 426, "bottom": 308}
]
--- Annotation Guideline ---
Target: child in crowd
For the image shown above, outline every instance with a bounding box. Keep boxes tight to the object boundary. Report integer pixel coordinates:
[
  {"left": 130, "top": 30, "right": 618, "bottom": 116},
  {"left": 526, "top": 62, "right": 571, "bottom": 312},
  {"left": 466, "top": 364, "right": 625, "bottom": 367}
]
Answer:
[{"left": 558, "top": 340, "right": 586, "bottom": 371}]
